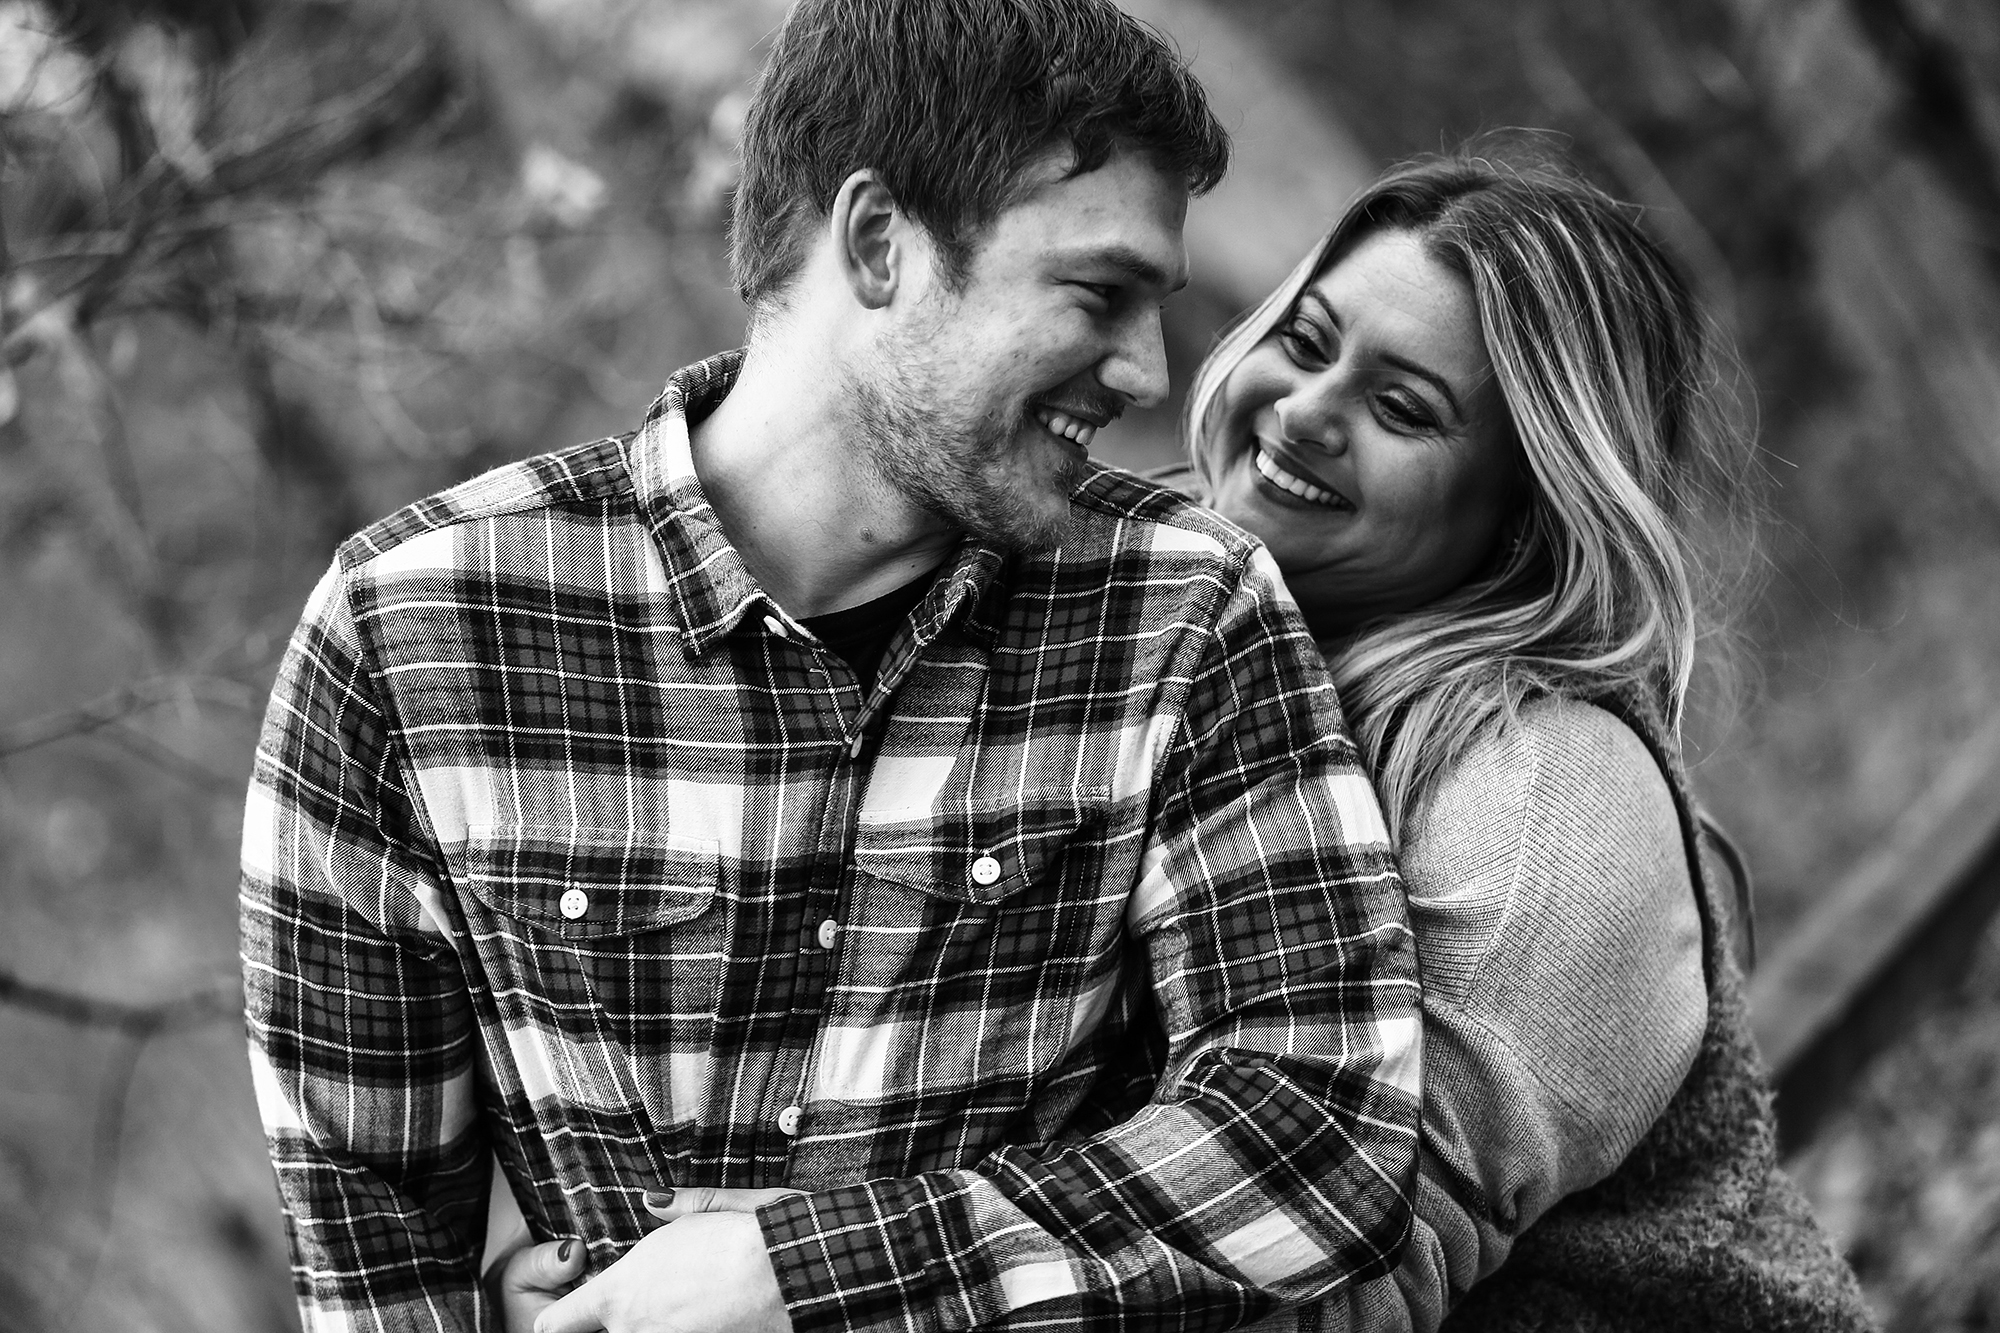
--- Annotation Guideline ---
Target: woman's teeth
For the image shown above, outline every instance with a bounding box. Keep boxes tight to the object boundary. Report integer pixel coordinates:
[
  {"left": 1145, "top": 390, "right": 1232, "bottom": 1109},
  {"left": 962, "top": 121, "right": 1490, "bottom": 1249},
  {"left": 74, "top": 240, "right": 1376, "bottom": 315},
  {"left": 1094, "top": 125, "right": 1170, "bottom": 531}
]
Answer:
[
  {"left": 1036, "top": 408, "right": 1096, "bottom": 447},
  {"left": 1254, "top": 447, "right": 1344, "bottom": 508}
]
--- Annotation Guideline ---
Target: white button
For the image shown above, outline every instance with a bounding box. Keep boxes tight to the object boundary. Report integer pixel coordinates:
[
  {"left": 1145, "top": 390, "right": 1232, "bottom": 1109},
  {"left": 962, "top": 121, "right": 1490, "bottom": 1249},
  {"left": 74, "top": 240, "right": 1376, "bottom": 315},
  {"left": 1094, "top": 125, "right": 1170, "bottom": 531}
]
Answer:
[
  {"left": 817, "top": 918, "right": 838, "bottom": 950},
  {"left": 848, "top": 735, "right": 865, "bottom": 759},
  {"left": 763, "top": 614, "right": 788, "bottom": 638},
  {"left": 559, "top": 888, "right": 590, "bottom": 920},
  {"left": 776, "top": 1105, "right": 803, "bottom": 1136},
  {"left": 970, "top": 855, "right": 1002, "bottom": 886}
]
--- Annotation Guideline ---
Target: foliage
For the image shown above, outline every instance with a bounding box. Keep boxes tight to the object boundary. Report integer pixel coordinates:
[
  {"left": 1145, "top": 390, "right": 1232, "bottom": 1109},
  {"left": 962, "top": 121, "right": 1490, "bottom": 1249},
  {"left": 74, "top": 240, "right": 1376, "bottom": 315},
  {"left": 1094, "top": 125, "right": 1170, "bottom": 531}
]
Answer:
[{"left": 0, "top": 0, "right": 753, "bottom": 1325}]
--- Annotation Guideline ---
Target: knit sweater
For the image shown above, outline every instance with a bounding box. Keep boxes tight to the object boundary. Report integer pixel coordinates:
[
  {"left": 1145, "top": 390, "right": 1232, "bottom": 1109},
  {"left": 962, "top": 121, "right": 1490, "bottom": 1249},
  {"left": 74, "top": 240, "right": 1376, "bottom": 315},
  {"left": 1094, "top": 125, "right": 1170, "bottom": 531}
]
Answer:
[
  {"left": 1285, "top": 693, "right": 1870, "bottom": 1332},
  {"left": 1433, "top": 692, "right": 1874, "bottom": 1332},
  {"left": 1306, "top": 696, "right": 1709, "bottom": 1331}
]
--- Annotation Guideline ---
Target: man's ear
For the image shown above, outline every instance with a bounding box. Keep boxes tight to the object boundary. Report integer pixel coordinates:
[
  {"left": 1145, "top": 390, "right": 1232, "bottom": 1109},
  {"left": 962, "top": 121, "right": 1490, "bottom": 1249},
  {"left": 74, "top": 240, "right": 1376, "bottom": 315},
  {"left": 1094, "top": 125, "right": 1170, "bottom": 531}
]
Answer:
[{"left": 828, "top": 170, "right": 912, "bottom": 310}]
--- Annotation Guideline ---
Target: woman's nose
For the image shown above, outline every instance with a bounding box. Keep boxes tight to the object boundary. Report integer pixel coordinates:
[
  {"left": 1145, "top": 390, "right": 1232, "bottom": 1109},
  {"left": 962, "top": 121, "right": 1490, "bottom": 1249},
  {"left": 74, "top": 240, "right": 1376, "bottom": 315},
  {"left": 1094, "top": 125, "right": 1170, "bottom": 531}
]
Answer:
[{"left": 1275, "top": 388, "right": 1346, "bottom": 455}]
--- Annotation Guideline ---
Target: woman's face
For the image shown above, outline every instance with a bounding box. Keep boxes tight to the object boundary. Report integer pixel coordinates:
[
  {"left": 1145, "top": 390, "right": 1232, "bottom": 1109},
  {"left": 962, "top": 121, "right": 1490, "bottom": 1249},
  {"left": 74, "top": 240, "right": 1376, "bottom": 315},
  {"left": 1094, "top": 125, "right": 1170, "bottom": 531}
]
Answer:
[{"left": 1207, "top": 228, "right": 1521, "bottom": 638}]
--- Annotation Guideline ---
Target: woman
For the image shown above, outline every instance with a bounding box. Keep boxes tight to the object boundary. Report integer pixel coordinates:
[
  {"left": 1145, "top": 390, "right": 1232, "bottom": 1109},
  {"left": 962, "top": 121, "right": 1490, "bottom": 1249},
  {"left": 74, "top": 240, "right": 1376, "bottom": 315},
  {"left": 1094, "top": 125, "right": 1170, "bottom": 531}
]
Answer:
[
  {"left": 1177, "top": 152, "right": 1869, "bottom": 1330},
  {"left": 496, "top": 154, "right": 1870, "bottom": 1331}
]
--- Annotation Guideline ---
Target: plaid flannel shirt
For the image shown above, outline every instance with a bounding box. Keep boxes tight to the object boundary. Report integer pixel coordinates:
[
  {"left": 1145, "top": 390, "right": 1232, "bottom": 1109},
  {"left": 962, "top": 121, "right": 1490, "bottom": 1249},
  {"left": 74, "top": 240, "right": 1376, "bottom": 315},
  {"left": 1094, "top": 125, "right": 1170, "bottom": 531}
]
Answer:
[{"left": 241, "top": 352, "right": 1421, "bottom": 1333}]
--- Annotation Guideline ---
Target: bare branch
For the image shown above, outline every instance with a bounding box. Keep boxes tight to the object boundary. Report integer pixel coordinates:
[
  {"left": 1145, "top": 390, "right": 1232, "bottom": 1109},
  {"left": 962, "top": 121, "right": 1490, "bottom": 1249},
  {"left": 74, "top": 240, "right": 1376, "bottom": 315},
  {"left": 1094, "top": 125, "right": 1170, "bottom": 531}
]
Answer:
[
  {"left": 99, "top": 719, "right": 242, "bottom": 794},
  {"left": 1844, "top": 0, "right": 2000, "bottom": 282},
  {"left": 68, "top": 1031, "right": 148, "bottom": 1333},
  {"left": 1517, "top": 15, "right": 1743, "bottom": 344},
  {"left": 0, "top": 969, "right": 237, "bottom": 1036},
  {"left": 0, "top": 673, "right": 261, "bottom": 759}
]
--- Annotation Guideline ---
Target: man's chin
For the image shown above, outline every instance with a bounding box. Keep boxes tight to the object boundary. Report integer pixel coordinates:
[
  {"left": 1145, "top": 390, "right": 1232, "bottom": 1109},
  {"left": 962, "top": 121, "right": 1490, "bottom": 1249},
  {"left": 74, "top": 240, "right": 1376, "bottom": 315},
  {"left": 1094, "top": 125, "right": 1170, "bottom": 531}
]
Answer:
[
  {"left": 963, "top": 494, "right": 1074, "bottom": 554},
  {"left": 886, "top": 423, "right": 1084, "bottom": 553},
  {"left": 953, "top": 465, "right": 1078, "bottom": 553}
]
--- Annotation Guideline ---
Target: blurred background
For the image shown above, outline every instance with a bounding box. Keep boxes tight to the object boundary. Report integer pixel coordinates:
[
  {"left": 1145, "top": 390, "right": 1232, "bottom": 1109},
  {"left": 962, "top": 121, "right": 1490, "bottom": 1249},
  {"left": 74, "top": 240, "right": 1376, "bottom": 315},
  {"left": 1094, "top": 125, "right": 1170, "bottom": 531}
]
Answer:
[{"left": 3, "top": 0, "right": 1999, "bottom": 1326}]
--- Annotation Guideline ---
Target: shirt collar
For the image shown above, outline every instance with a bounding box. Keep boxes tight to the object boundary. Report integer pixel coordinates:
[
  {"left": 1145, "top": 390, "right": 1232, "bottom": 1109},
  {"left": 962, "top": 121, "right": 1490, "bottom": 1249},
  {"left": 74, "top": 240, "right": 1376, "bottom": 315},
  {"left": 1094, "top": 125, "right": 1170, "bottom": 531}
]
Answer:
[{"left": 625, "top": 351, "right": 1011, "bottom": 658}]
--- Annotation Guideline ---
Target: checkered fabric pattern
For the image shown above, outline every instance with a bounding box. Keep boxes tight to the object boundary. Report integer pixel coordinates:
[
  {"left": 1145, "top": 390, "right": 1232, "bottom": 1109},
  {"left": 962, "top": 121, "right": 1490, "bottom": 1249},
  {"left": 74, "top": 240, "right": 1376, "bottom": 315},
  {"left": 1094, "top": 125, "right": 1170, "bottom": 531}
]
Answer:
[{"left": 241, "top": 352, "right": 1421, "bottom": 1333}]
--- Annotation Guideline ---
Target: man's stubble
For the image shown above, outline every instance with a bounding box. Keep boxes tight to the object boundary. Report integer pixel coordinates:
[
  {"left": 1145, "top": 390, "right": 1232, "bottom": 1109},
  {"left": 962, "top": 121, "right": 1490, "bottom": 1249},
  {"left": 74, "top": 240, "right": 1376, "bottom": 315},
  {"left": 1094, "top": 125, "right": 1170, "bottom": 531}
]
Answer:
[{"left": 848, "top": 328, "right": 1081, "bottom": 556}]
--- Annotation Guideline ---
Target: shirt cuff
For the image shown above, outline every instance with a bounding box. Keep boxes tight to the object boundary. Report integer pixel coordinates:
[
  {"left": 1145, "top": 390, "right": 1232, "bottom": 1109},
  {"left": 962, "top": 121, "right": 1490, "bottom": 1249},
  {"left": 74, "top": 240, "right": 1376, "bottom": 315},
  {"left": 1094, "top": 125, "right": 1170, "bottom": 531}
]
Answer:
[{"left": 758, "top": 1180, "right": 942, "bottom": 1333}]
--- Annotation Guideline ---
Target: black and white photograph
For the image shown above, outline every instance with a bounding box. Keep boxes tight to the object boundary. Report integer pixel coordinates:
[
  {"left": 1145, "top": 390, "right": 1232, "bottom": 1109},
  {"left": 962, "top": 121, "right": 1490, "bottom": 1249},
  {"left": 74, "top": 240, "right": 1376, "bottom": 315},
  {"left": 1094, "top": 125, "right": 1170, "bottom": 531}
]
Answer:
[{"left": 2, "top": 0, "right": 1997, "bottom": 1328}]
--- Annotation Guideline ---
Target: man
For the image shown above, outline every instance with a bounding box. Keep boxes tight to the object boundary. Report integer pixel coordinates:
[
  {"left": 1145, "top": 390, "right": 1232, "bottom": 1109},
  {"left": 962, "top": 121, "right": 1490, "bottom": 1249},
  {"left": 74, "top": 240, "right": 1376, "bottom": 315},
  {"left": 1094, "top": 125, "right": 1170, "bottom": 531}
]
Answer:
[{"left": 240, "top": 2, "right": 1421, "bottom": 1330}]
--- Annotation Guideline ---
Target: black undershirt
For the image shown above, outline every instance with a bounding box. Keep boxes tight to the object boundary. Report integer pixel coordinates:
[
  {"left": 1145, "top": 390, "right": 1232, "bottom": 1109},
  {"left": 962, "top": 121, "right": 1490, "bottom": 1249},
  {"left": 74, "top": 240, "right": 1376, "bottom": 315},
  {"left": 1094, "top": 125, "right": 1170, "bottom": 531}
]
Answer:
[{"left": 800, "top": 563, "right": 945, "bottom": 694}]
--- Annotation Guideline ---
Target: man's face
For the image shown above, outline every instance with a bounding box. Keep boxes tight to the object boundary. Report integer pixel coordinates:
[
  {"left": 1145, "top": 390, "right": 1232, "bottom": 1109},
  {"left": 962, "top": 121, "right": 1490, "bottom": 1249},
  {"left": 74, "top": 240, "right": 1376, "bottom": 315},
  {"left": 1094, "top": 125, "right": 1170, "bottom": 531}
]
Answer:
[{"left": 858, "top": 147, "right": 1190, "bottom": 552}]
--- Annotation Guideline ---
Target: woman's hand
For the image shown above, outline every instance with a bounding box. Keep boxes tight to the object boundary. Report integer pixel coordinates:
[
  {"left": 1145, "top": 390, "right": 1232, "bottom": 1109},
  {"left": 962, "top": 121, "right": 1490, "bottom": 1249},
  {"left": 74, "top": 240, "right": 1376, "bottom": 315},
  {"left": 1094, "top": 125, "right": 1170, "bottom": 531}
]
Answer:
[
  {"left": 639, "top": 1184, "right": 802, "bottom": 1224},
  {"left": 528, "top": 1188, "right": 806, "bottom": 1333},
  {"left": 489, "top": 1188, "right": 804, "bottom": 1333},
  {"left": 489, "top": 1237, "right": 587, "bottom": 1333}
]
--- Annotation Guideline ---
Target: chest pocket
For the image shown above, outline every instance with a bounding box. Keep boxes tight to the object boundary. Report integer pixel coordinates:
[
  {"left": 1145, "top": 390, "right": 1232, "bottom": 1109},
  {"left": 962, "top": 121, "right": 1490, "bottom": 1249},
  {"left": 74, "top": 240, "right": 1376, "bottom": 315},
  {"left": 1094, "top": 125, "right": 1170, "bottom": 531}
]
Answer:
[
  {"left": 843, "top": 795, "right": 1127, "bottom": 1098},
  {"left": 458, "top": 825, "right": 727, "bottom": 1134},
  {"left": 460, "top": 825, "right": 719, "bottom": 939},
  {"left": 852, "top": 794, "right": 1106, "bottom": 906}
]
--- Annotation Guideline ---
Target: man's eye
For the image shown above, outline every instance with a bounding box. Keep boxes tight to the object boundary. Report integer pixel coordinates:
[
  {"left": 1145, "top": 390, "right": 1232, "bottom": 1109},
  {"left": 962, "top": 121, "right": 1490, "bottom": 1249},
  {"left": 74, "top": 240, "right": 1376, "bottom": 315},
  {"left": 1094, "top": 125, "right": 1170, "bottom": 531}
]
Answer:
[{"left": 1070, "top": 281, "right": 1116, "bottom": 303}]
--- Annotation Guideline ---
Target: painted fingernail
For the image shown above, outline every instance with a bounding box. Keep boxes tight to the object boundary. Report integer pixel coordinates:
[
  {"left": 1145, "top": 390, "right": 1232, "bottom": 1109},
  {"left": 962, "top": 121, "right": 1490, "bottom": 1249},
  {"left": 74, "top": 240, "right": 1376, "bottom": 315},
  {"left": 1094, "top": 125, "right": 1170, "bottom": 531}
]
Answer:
[
  {"left": 557, "top": 1239, "right": 574, "bottom": 1262},
  {"left": 643, "top": 1188, "right": 675, "bottom": 1209}
]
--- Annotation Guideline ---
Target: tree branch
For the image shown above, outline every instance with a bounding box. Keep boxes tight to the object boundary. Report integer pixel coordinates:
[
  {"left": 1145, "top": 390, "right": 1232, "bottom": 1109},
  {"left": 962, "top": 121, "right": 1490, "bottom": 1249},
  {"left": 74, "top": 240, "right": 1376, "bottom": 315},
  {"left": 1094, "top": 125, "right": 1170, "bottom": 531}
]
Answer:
[
  {"left": 0, "top": 969, "right": 237, "bottom": 1036},
  {"left": 1845, "top": 0, "right": 2000, "bottom": 281},
  {"left": 0, "top": 673, "right": 260, "bottom": 759}
]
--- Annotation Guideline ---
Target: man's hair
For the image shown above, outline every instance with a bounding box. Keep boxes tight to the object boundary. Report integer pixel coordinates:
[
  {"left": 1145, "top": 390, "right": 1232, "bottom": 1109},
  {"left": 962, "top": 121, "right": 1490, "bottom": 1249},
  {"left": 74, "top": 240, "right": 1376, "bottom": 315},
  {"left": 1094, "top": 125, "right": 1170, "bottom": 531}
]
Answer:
[{"left": 729, "top": 0, "right": 1229, "bottom": 310}]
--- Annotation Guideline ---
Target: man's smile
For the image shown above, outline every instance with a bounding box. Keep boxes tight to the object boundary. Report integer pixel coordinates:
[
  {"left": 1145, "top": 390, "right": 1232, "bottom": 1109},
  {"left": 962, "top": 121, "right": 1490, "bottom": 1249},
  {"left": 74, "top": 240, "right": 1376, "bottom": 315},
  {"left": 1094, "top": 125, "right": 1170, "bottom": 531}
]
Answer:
[
  {"left": 1032, "top": 393, "right": 1122, "bottom": 450},
  {"left": 1034, "top": 406, "right": 1099, "bottom": 447}
]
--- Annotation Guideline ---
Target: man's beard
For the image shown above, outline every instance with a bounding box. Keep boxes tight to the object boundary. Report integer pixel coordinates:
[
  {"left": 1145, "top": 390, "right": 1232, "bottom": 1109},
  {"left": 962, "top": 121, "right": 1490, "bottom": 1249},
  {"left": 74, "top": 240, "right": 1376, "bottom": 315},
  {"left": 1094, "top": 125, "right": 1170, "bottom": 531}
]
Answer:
[{"left": 850, "top": 357, "right": 1081, "bottom": 555}]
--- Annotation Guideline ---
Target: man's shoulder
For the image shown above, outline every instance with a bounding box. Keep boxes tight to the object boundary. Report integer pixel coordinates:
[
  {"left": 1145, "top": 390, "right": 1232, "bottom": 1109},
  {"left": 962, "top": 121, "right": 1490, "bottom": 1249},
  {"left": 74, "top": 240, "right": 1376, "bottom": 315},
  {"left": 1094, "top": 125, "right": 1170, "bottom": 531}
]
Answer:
[
  {"left": 334, "top": 434, "right": 635, "bottom": 576},
  {"left": 1062, "top": 461, "right": 1259, "bottom": 573}
]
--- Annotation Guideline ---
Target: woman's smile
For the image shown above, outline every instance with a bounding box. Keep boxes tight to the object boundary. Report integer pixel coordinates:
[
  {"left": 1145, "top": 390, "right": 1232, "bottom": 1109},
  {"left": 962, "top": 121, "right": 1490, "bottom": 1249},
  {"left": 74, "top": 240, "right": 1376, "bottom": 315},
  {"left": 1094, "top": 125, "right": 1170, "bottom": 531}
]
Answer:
[
  {"left": 1251, "top": 439, "right": 1352, "bottom": 509},
  {"left": 1209, "top": 228, "right": 1519, "bottom": 636}
]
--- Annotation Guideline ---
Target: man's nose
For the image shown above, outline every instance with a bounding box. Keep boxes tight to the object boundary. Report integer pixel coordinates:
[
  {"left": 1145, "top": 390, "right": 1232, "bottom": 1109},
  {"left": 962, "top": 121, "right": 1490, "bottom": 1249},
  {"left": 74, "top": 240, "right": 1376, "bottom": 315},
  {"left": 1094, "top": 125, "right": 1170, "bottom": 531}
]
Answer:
[{"left": 1099, "top": 308, "right": 1171, "bottom": 411}]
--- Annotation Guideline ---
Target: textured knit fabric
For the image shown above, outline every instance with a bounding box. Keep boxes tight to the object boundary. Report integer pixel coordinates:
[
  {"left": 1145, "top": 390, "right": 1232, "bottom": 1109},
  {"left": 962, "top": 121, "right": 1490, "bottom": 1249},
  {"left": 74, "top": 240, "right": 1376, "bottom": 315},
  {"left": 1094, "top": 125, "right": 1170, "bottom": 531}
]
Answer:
[
  {"left": 1305, "top": 698, "right": 1707, "bottom": 1332},
  {"left": 240, "top": 351, "right": 1423, "bottom": 1333},
  {"left": 1438, "top": 691, "right": 1874, "bottom": 1333}
]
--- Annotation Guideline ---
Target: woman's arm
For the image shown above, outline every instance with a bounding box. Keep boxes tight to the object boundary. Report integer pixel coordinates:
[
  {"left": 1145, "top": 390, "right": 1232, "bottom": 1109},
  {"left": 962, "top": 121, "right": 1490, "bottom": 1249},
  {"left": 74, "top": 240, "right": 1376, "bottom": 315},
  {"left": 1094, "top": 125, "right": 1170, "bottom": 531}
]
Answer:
[{"left": 1327, "top": 696, "right": 1708, "bottom": 1332}]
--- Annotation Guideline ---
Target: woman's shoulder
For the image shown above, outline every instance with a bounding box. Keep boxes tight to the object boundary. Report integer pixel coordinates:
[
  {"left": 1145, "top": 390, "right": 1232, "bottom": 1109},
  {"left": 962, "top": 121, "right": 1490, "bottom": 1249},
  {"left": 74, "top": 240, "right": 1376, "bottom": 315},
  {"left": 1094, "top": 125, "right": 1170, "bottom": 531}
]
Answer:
[
  {"left": 1422, "top": 694, "right": 1674, "bottom": 839},
  {"left": 1403, "top": 694, "right": 1710, "bottom": 1262},
  {"left": 1517, "top": 694, "right": 1674, "bottom": 807},
  {"left": 1402, "top": 692, "right": 1694, "bottom": 1001},
  {"left": 1506, "top": 696, "right": 1687, "bottom": 888}
]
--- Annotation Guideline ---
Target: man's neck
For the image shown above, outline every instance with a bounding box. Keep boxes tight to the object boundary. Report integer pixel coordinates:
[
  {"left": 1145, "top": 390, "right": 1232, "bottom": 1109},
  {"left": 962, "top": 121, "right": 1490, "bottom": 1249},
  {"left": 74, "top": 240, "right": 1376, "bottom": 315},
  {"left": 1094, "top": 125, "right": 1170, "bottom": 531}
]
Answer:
[{"left": 689, "top": 339, "right": 959, "bottom": 620}]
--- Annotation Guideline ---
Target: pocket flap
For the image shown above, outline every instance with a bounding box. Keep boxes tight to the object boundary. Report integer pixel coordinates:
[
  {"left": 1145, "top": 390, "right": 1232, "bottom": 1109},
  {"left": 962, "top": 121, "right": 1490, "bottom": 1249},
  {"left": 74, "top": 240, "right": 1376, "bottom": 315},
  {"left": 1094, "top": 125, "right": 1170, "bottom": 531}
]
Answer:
[
  {"left": 854, "top": 796, "right": 1102, "bottom": 905},
  {"left": 461, "top": 825, "right": 719, "bottom": 938}
]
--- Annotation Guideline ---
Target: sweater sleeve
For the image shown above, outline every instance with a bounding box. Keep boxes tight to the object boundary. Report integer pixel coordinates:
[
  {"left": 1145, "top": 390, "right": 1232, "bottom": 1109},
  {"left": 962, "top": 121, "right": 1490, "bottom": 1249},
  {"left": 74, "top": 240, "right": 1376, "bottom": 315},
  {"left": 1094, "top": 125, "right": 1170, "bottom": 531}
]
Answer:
[{"left": 1318, "top": 697, "right": 1707, "bottom": 1333}]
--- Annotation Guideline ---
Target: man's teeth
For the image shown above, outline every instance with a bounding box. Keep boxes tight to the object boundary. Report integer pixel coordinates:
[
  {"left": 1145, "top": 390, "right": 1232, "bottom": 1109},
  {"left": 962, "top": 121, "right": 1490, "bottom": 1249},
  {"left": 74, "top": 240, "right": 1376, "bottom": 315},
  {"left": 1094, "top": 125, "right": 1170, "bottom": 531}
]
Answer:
[
  {"left": 1254, "top": 447, "right": 1343, "bottom": 507},
  {"left": 1036, "top": 409, "right": 1096, "bottom": 446}
]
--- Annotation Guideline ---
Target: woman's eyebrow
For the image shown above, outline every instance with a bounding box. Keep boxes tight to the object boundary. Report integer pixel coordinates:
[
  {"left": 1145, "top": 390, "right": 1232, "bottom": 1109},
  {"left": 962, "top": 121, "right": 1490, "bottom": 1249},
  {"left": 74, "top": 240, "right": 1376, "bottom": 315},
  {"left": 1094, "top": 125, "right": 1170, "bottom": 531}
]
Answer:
[{"left": 1380, "top": 352, "right": 1465, "bottom": 420}]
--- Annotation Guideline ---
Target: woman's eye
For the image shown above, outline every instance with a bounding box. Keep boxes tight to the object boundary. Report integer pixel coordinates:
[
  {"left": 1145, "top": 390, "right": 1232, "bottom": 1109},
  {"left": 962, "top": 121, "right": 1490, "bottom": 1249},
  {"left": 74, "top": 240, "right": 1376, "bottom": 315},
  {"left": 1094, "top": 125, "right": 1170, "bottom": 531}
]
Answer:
[
  {"left": 1278, "top": 321, "right": 1328, "bottom": 365},
  {"left": 1377, "top": 393, "right": 1441, "bottom": 433}
]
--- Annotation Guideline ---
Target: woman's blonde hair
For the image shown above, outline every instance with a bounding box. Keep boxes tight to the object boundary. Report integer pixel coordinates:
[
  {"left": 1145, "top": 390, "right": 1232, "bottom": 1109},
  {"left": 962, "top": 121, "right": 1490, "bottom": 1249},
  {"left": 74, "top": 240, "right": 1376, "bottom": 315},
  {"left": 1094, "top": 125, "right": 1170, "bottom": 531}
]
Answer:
[{"left": 1184, "top": 151, "right": 1755, "bottom": 845}]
